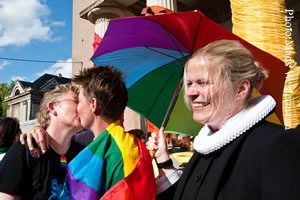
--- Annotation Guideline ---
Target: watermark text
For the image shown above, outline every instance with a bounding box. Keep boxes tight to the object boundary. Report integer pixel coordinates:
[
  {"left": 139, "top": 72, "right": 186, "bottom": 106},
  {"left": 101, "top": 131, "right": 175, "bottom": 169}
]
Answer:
[{"left": 284, "top": 9, "right": 295, "bottom": 67}]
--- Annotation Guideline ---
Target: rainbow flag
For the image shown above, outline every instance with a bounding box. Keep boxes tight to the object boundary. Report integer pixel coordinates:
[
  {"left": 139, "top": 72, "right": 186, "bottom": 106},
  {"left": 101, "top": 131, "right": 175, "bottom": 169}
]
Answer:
[{"left": 66, "top": 121, "right": 156, "bottom": 200}]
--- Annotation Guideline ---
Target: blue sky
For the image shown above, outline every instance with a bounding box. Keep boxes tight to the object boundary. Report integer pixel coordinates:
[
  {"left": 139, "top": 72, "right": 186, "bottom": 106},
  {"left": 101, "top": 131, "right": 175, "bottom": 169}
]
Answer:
[{"left": 0, "top": 0, "right": 73, "bottom": 84}]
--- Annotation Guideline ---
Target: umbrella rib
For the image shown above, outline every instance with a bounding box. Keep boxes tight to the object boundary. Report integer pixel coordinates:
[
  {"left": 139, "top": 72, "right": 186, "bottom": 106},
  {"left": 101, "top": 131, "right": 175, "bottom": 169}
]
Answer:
[
  {"left": 145, "top": 46, "right": 181, "bottom": 59},
  {"left": 191, "top": 12, "right": 202, "bottom": 52},
  {"left": 142, "top": 17, "right": 188, "bottom": 58},
  {"left": 163, "top": 30, "right": 185, "bottom": 58}
]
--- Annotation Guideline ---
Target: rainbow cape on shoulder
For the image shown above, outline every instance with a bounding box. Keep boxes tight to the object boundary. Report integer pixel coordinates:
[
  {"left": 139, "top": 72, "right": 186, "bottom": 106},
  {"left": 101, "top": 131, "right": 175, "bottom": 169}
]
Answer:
[{"left": 66, "top": 121, "right": 156, "bottom": 200}]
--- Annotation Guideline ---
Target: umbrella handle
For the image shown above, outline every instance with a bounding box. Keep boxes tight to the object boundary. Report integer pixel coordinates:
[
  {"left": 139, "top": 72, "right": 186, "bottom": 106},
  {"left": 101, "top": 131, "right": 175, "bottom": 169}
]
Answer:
[{"left": 161, "top": 79, "right": 183, "bottom": 128}]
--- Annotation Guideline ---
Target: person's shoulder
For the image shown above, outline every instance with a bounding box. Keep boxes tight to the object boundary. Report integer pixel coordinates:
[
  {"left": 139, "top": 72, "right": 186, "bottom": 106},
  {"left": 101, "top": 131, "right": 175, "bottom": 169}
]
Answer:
[
  {"left": 2, "top": 141, "right": 28, "bottom": 164},
  {"left": 242, "top": 120, "right": 285, "bottom": 153},
  {"left": 255, "top": 120, "right": 284, "bottom": 131},
  {"left": 260, "top": 125, "right": 300, "bottom": 171},
  {"left": 0, "top": 141, "right": 28, "bottom": 171},
  {"left": 249, "top": 120, "right": 284, "bottom": 139},
  {"left": 266, "top": 125, "right": 300, "bottom": 155},
  {"left": 66, "top": 141, "right": 85, "bottom": 160},
  {"left": 6, "top": 141, "right": 26, "bottom": 153},
  {"left": 261, "top": 126, "right": 300, "bottom": 199},
  {"left": 279, "top": 125, "right": 300, "bottom": 138}
]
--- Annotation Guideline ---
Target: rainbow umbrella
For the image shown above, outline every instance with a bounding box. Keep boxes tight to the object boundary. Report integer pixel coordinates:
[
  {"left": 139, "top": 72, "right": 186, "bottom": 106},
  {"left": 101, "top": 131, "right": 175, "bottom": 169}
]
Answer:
[{"left": 92, "top": 11, "right": 286, "bottom": 136}]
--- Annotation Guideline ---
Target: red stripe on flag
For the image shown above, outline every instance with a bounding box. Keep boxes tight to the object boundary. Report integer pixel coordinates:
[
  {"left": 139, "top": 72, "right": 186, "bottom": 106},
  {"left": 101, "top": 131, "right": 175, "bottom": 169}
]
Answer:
[{"left": 101, "top": 138, "right": 156, "bottom": 200}]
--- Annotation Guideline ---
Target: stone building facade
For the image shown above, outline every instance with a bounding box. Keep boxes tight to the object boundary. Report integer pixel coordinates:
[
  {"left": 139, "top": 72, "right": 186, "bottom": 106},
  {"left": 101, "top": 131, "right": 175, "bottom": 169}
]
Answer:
[{"left": 4, "top": 74, "right": 70, "bottom": 132}]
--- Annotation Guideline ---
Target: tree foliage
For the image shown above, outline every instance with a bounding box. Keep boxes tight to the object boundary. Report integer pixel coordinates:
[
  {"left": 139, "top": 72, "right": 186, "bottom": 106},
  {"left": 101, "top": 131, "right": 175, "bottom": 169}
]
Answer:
[{"left": 0, "top": 81, "right": 14, "bottom": 117}]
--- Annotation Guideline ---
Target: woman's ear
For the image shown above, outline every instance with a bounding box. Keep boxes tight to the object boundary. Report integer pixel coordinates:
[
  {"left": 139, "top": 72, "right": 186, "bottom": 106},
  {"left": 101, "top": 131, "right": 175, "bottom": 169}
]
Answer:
[
  {"left": 48, "top": 102, "right": 57, "bottom": 116},
  {"left": 236, "top": 79, "right": 251, "bottom": 100}
]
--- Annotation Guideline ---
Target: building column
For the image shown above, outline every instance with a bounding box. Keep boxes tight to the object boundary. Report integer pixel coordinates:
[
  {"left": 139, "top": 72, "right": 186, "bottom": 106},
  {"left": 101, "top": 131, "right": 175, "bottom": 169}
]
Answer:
[
  {"left": 86, "top": 6, "right": 135, "bottom": 52},
  {"left": 93, "top": 17, "right": 110, "bottom": 51},
  {"left": 7, "top": 105, "right": 11, "bottom": 117},
  {"left": 146, "top": 0, "right": 177, "bottom": 11},
  {"left": 22, "top": 100, "right": 28, "bottom": 121},
  {"left": 95, "top": 18, "right": 110, "bottom": 38}
]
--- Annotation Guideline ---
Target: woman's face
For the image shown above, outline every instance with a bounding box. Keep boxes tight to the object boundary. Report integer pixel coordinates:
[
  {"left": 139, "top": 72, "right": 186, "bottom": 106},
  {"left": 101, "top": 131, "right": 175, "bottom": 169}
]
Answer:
[
  {"left": 185, "top": 63, "right": 242, "bottom": 131},
  {"left": 54, "top": 91, "right": 81, "bottom": 132}
]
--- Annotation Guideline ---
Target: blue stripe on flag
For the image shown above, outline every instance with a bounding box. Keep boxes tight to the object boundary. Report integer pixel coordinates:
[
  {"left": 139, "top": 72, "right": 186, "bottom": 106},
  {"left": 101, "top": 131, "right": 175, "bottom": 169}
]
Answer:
[{"left": 68, "top": 148, "right": 104, "bottom": 191}]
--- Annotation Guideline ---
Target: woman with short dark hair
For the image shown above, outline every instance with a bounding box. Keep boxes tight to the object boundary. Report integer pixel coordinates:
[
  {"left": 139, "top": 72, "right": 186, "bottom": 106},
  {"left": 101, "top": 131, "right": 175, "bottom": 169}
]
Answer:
[{"left": 0, "top": 117, "right": 21, "bottom": 161}]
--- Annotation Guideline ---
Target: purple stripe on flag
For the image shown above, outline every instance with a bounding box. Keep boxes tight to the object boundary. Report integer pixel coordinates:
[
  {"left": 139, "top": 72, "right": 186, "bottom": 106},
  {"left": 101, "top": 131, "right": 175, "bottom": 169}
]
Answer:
[
  {"left": 92, "top": 17, "right": 189, "bottom": 58},
  {"left": 67, "top": 168, "right": 100, "bottom": 200}
]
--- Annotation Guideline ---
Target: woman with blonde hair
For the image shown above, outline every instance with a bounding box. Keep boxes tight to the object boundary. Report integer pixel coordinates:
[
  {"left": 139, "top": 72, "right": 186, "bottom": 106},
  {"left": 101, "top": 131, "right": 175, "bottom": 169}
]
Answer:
[
  {"left": 148, "top": 40, "right": 287, "bottom": 199},
  {"left": 0, "top": 84, "right": 83, "bottom": 199}
]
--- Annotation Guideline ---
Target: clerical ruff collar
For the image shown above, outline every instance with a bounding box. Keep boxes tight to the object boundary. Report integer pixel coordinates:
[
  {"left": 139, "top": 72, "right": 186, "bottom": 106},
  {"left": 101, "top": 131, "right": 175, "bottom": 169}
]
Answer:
[{"left": 194, "top": 95, "right": 276, "bottom": 155}]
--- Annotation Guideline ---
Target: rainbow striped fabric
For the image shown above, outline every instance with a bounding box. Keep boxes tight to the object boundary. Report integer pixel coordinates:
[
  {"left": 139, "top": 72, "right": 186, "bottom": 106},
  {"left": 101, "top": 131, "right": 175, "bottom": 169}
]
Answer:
[
  {"left": 60, "top": 155, "right": 67, "bottom": 168},
  {"left": 65, "top": 121, "right": 156, "bottom": 200}
]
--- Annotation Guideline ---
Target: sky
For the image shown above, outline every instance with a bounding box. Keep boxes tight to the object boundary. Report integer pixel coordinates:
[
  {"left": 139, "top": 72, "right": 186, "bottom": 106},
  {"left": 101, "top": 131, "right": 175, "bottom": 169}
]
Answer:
[{"left": 0, "top": 0, "right": 73, "bottom": 84}]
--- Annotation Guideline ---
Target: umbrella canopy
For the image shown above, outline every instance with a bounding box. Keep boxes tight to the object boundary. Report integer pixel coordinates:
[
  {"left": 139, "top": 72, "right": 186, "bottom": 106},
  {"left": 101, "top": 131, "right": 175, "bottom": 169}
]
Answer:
[
  {"left": 92, "top": 11, "right": 286, "bottom": 135},
  {"left": 164, "top": 86, "right": 202, "bottom": 135}
]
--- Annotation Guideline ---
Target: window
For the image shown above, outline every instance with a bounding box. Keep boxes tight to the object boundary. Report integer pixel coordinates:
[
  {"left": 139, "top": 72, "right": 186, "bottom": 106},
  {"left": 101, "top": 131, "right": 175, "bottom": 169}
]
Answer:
[{"left": 14, "top": 89, "right": 20, "bottom": 96}]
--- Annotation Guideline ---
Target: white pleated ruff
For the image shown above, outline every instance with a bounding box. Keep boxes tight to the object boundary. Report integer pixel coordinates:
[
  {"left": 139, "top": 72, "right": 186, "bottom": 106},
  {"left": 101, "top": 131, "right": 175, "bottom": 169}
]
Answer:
[{"left": 193, "top": 95, "right": 276, "bottom": 155}]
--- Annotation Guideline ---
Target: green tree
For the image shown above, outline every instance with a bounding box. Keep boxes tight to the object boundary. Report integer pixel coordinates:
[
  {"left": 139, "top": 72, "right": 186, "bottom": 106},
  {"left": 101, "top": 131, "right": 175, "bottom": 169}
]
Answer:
[{"left": 0, "top": 81, "right": 14, "bottom": 117}]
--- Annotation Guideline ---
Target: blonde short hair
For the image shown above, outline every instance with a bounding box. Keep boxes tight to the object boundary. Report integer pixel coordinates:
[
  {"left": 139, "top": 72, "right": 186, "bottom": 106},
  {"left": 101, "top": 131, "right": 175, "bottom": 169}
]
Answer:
[{"left": 36, "top": 84, "right": 78, "bottom": 128}]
